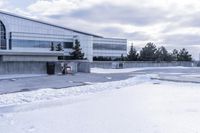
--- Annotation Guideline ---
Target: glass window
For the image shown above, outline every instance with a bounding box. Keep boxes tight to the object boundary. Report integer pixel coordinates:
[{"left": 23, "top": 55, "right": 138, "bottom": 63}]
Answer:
[
  {"left": 12, "top": 39, "right": 51, "bottom": 48},
  {"left": 11, "top": 39, "right": 74, "bottom": 49},
  {"left": 93, "top": 43, "right": 126, "bottom": 51},
  {"left": 0, "top": 21, "right": 6, "bottom": 49},
  {"left": 63, "top": 42, "right": 73, "bottom": 48}
]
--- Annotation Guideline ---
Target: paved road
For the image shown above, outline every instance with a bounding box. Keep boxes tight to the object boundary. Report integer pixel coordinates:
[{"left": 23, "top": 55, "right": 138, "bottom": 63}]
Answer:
[
  {"left": 0, "top": 73, "right": 132, "bottom": 94},
  {"left": 1, "top": 67, "right": 200, "bottom": 94}
]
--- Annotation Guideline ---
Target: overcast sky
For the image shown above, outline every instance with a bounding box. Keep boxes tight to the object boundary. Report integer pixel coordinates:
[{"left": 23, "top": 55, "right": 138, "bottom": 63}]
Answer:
[{"left": 0, "top": 0, "right": 200, "bottom": 59}]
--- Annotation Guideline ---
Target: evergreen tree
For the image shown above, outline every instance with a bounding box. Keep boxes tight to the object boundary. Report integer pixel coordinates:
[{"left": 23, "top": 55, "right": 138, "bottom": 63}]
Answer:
[
  {"left": 140, "top": 42, "right": 157, "bottom": 61},
  {"left": 171, "top": 49, "right": 179, "bottom": 61},
  {"left": 120, "top": 54, "right": 125, "bottom": 61},
  {"left": 177, "top": 48, "right": 192, "bottom": 61},
  {"left": 56, "top": 43, "right": 63, "bottom": 51},
  {"left": 155, "top": 46, "right": 171, "bottom": 61},
  {"left": 127, "top": 44, "right": 138, "bottom": 61},
  {"left": 70, "top": 39, "right": 84, "bottom": 60},
  {"left": 50, "top": 42, "right": 54, "bottom": 51}
]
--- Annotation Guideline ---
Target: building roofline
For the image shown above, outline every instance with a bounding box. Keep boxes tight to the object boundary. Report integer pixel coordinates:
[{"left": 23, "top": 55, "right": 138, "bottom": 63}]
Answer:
[
  {"left": 94, "top": 37, "right": 127, "bottom": 40},
  {"left": 0, "top": 10, "right": 102, "bottom": 38}
]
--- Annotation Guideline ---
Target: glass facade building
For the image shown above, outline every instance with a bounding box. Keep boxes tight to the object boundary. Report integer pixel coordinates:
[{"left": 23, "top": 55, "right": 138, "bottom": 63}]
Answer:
[
  {"left": 0, "top": 11, "right": 127, "bottom": 62},
  {"left": 93, "top": 37, "right": 127, "bottom": 58}
]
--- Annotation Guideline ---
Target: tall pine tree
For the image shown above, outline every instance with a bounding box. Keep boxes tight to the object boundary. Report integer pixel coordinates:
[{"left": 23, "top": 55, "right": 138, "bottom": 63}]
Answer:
[
  {"left": 171, "top": 49, "right": 179, "bottom": 61},
  {"left": 70, "top": 39, "right": 84, "bottom": 60},
  {"left": 140, "top": 42, "right": 157, "bottom": 61},
  {"left": 155, "top": 46, "right": 171, "bottom": 61},
  {"left": 177, "top": 48, "right": 192, "bottom": 61},
  {"left": 127, "top": 44, "right": 138, "bottom": 61},
  {"left": 50, "top": 42, "right": 54, "bottom": 51},
  {"left": 56, "top": 43, "right": 63, "bottom": 51}
]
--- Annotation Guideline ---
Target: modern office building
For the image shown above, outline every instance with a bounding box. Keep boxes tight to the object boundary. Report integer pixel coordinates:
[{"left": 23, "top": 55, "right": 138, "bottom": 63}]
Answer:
[
  {"left": 93, "top": 37, "right": 127, "bottom": 59},
  {"left": 0, "top": 11, "right": 127, "bottom": 62}
]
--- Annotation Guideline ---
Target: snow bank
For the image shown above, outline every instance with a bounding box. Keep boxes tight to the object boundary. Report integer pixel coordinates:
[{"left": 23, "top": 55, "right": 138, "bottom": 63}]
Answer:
[
  {"left": 0, "top": 75, "right": 150, "bottom": 107},
  {"left": 91, "top": 66, "right": 189, "bottom": 74},
  {"left": 91, "top": 67, "right": 143, "bottom": 73}
]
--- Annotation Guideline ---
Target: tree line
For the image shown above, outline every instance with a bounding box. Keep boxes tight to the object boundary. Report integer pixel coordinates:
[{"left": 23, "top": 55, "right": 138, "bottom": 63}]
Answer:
[
  {"left": 51, "top": 40, "right": 192, "bottom": 62},
  {"left": 128, "top": 42, "right": 192, "bottom": 61},
  {"left": 94, "top": 42, "right": 192, "bottom": 62}
]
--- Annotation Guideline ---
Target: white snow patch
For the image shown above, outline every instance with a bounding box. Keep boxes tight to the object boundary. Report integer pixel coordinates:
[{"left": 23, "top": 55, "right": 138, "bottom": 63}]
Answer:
[
  {"left": 91, "top": 66, "right": 189, "bottom": 74},
  {"left": 181, "top": 74, "right": 200, "bottom": 78},
  {"left": 0, "top": 75, "right": 150, "bottom": 107}
]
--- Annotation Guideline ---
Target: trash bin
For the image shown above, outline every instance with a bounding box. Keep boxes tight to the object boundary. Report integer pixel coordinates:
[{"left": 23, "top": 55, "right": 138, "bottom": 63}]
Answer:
[
  {"left": 119, "top": 63, "right": 124, "bottom": 69},
  {"left": 46, "top": 62, "right": 55, "bottom": 75}
]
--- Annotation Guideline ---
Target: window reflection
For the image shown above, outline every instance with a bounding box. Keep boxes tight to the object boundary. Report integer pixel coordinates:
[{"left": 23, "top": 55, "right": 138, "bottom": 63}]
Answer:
[
  {"left": 0, "top": 21, "right": 6, "bottom": 49},
  {"left": 11, "top": 39, "right": 73, "bottom": 49},
  {"left": 93, "top": 43, "right": 126, "bottom": 51}
]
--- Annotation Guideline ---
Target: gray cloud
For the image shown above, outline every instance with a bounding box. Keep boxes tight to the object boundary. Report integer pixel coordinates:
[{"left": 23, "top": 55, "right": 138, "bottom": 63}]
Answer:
[
  {"left": 47, "top": 14, "right": 64, "bottom": 19},
  {"left": 69, "top": 4, "right": 168, "bottom": 26},
  {"left": 98, "top": 27, "right": 124, "bottom": 35},
  {"left": 124, "top": 32, "right": 151, "bottom": 40},
  {"left": 164, "top": 11, "right": 200, "bottom": 28},
  {"left": 98, "top": 26, "right": 151, "bottom": 40},
  {"left": 180, "top": 12, "right": 200, "bottom": 27},
  {"left": 164, "top": 34, "right": 200, "bottom": 46}
]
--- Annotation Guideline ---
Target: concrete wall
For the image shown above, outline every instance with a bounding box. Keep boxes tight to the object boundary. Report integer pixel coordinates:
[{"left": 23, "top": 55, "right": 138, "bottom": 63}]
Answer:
[
  {"left": 91, "top": 61, "right": 197, "bottom": 69},
  {"left": 0, "top": 61, "right": 47, "bottom": 74},
  {"left": 3, "top": 60, "right": 197, "bottom": 75},
  {"left": 0, "top": 60, "right": 91, "bottom": 75},
  {"left": 77, "top": 62, "right": 91, "bottom": 73}
]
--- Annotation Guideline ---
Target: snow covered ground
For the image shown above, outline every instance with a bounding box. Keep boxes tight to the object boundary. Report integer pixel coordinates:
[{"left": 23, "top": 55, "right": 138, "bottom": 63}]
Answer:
[
  {"left": 91, "top": 66, "right": 191, "bottom": 74},
  {"left": 1, "top": 67, "right": 200, "bottom": 133}
]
